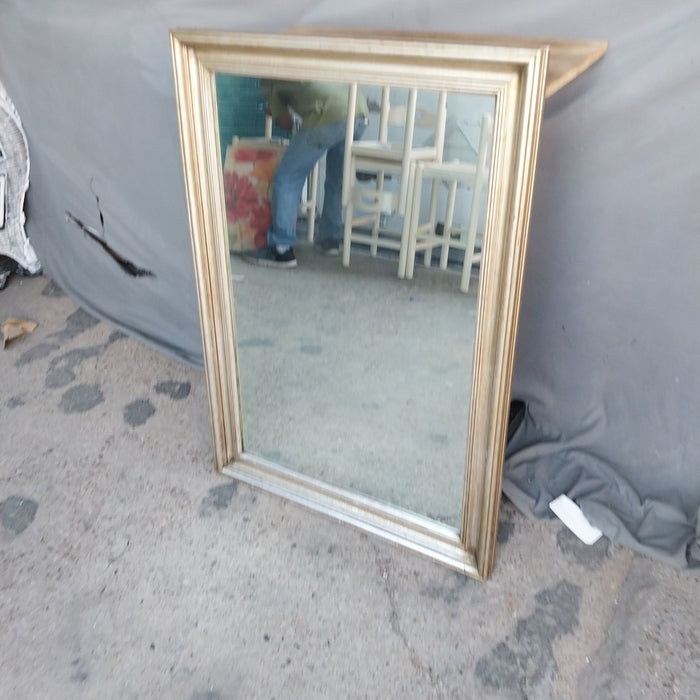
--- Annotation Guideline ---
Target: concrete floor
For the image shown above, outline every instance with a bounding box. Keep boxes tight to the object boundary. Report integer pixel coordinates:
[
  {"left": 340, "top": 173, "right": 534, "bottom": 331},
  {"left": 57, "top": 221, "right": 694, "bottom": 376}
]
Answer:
[
  {"left": 230, "top": 244, "right": 477, "bottom": 528},
  {"left": 2, "top": 271, "right": 699, "bottom": 699}
]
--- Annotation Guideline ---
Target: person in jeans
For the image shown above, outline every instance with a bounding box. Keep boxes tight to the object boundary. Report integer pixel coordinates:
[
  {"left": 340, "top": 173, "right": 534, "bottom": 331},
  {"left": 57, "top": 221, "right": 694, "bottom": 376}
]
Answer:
[{"left": 244, "top": 80, "right": 369, "bottom": 269}]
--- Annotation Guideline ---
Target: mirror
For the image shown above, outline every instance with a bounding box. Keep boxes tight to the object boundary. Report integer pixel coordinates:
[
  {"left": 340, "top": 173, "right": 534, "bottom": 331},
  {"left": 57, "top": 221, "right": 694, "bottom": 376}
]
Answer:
[
  {"left": 220, "top": 78, "right": 495, "bottom": 530},
  {"left": 170, "top": 29, "right": 549, "bottom": 580}
]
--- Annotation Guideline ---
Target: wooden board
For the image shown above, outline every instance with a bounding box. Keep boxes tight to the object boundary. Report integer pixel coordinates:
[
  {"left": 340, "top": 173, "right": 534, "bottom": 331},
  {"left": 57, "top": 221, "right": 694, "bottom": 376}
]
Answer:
[{"left": 288, "top": 27, "right": 608, "bottom": 99}]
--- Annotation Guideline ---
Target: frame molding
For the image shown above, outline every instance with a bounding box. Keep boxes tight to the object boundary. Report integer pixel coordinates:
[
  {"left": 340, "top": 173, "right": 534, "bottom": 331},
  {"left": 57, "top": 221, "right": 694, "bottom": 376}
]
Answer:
[{"left": 170, "top": 29, "right": 549, "bottom": 580}]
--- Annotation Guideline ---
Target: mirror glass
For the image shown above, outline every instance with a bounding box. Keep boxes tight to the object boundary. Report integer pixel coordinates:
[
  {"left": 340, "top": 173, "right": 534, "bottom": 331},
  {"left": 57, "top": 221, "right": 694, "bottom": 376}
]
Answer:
[
  {"left": 170, "top": 28, "right": 552, "bottom": 578},
  {"left": 216, "top": 76, "right": 495, "bottom": 529}
]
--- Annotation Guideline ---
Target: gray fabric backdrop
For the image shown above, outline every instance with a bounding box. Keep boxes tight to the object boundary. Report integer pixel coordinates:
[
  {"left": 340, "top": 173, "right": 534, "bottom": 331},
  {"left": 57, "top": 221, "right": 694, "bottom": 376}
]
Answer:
[{"left": 1, "top": 0, "right": 698, "bottom": 568}]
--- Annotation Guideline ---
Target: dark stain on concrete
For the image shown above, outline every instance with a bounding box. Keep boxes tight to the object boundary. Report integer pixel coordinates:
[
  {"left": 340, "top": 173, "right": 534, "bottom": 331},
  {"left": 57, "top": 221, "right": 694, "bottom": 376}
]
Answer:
[
  {"left": 59, "top": 384, "right": 105, "bottom": 413},
  {"left": 199, "top": 483, "right": 238, "bottom": 517},
  {"left": 16, "top": 308, "right": 105, "bottom": 369},
  {"left": 577, "top": 556, "right": 699, "bottom": 698},
  {"left": 6, "top": 395, "right": 25, "bottom": 409},
  {"left": 123, "top": 399, "right": 156, "bottom": 427},
  {"left": 41, "top": 279, "right": 65, "bottom": 297},
  {"left": 420, "top": 570, "right": 472, "bottom": 604},
  {"left": 497, "top": 520, "right": 515, "bottom": 544},
  {"left": 155, "top": 380, "right": 191, "bottom": 400},
  {"left": 557, "top": 527, "right": 609, "bottom": 568},
  {"left": 16, "top": 341, "right": 61, "bottom": 366},
  {"left": 0, "top": 496, "right": 38, "bottom": 535},
  {"left": 49, "top": 308, "right": 100, "bottom": 343},
  {"left": 107, "top": 330, "right": 127, "bottom": 344},
  {"left": 497, "top": 500, "right": 520, "bottom": 544},
  {"left": 46, "top": 346, "right": 103, "bottom": 389},
  {"left": 475, "top": 580, "right": 582, "bottom": 697},
  {"left": 477, "top": 643, "right": 521, "bottom": 692}
]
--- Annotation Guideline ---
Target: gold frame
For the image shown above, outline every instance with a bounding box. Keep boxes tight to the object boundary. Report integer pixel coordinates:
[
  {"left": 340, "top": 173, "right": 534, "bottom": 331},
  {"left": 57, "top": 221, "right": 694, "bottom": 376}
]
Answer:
[{"left": 170, "top": 29, "right": 548, "bottom": 580}]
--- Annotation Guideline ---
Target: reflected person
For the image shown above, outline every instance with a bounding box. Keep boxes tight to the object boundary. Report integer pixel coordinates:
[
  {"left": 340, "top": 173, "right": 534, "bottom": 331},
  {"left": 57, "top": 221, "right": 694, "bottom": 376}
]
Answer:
[{"left": 244, "top": 80, "right": 369, "bottom": 268}]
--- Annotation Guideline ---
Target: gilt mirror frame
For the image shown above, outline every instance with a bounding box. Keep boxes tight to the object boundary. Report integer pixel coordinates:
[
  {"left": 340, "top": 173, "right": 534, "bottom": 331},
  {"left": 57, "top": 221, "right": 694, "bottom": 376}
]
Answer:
[{"left": 170, "top": 28, "right": 548, "bottom": 581}]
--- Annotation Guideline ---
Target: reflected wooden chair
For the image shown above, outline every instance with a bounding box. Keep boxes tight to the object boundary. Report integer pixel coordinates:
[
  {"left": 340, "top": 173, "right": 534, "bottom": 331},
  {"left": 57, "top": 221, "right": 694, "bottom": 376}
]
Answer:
[
  {"left": 341, "top": 84, "right": 447, "bottom": 278},
  {"left": 264, "top": 114, "right": 320, "bottom": 243},
  {"left": 405, "top": 113, "right": 493, "bottom": 293}
]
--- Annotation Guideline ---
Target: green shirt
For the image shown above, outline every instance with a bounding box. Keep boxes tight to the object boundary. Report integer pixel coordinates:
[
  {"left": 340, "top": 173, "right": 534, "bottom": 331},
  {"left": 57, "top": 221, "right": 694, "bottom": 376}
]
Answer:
[{"left": 260, "top": 80, "right": 369, "bottom": 130}]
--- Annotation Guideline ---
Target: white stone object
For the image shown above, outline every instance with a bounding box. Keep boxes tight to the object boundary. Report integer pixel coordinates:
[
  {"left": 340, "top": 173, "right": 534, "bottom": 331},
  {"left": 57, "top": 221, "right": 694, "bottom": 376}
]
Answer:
[{"left": 0, "top": 80, "right": 41, "bottom": 274}]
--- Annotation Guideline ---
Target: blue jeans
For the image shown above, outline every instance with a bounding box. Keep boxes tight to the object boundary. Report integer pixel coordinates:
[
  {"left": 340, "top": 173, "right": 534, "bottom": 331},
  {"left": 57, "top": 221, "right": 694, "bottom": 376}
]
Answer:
[{"left": 268, "top": 116, "right": 368, "bottom": 248}]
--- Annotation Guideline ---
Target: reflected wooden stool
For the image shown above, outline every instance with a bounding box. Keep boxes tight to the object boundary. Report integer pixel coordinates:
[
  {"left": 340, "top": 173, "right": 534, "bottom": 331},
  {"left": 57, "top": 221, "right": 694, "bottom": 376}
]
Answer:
[
  {"left": 405, "top": 113, "right": 492, "bottom": 293},
  {"left": 341, "top": 84, "right": 447, "bottom": 278}
]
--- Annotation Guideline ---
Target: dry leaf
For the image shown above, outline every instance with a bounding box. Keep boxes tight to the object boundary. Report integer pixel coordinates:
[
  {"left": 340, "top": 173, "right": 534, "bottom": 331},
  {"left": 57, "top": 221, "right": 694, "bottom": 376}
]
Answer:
[{"left": 1, "top": 318, "right": 38, "bottom": 349}]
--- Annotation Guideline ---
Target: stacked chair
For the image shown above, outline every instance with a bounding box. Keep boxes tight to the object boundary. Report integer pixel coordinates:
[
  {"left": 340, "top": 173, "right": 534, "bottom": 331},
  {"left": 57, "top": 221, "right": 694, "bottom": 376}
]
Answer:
[
  {"left": 405, "top": 113, "right": 493, "bottom": 293},
  {"left": 341, "top": 83, "right": 493, "bottom": 292},
  {"left": 341, "top": 84, "right": 448, "bottom": 278}
]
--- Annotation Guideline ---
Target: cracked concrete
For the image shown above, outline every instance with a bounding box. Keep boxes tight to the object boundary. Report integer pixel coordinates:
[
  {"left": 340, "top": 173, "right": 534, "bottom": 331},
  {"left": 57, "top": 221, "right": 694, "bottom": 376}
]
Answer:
[{"left": 1, "top": 273, "right": 698, "bottom": 699}]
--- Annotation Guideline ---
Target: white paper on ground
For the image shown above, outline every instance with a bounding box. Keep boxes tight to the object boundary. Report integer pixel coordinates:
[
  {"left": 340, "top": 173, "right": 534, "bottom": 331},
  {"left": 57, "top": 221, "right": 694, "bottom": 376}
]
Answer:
[{"left": 549, "top": 494, "right": 603, "bottom": 545}]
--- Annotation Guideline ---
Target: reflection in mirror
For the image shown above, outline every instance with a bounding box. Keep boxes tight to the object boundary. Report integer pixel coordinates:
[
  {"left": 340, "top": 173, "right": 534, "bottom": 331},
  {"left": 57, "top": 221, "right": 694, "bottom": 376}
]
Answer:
[{"left": 216, "top": 76, "right": 494, "bottom": 529}]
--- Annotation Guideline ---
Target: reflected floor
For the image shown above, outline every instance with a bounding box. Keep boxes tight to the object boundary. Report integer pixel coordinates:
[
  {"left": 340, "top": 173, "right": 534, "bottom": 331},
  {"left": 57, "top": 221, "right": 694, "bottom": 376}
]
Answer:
[{"left": 230, "top": 239, "right": 479, "bottom": 529}]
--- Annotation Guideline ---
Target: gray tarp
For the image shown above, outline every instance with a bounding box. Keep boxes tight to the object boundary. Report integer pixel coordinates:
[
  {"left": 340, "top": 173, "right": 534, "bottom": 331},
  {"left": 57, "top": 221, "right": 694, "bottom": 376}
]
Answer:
[{"left": 1, "top": 1, "right": 698, "bottom": 568}]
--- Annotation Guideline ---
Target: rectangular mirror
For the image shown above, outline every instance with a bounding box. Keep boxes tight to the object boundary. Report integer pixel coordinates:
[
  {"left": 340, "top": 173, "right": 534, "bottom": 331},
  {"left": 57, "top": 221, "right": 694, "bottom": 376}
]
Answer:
[{"left": 170, "top": 29, "right": 548, "bottom": 580}]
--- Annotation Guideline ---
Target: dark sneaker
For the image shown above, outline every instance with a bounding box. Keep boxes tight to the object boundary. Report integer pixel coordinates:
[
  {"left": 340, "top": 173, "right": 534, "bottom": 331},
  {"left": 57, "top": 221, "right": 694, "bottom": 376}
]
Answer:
[
  {"left": 314, "top": 238, "right": 341, "bottom": 256},
  {"left": 243, "top": 246, "right": 297, "bottom": 269}
]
